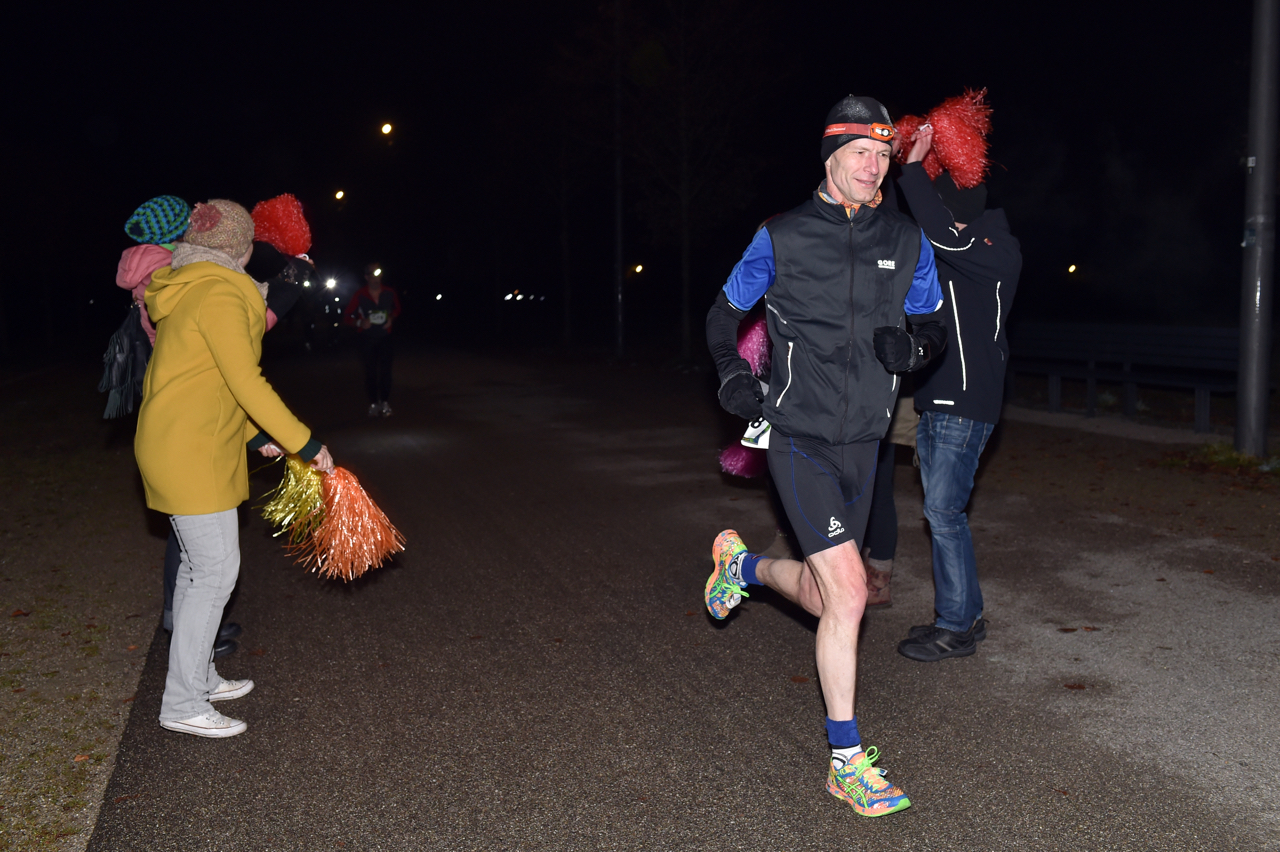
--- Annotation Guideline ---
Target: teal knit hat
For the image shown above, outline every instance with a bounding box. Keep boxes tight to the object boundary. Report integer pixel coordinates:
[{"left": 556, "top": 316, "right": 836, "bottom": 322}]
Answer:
[{"left": 124, "top": 196, "right": 190, "bottom": 245}]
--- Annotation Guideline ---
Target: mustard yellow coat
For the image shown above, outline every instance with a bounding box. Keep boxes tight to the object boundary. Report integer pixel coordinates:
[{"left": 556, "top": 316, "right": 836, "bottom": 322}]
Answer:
[{"left": 135, "top": 261, "right": 314, "bottom": 515}]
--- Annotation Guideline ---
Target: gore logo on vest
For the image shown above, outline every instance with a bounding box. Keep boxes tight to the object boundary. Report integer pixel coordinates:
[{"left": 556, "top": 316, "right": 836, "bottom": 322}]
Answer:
[{"left": 877, "top": 259, "right": 896, "bottom": 269}]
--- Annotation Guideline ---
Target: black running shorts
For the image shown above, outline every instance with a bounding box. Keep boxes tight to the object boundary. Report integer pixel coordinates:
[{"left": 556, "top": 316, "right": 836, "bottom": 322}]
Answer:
[{"left": 766, "top": 434, "right": 879, "bottom": 557}]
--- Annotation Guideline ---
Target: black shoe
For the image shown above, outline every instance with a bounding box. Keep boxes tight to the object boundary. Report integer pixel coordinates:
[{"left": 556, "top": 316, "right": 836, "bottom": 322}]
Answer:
[
  {"left": 898, "top": 624, "right": 978, "bottom": 662},
  {"left": 908, "top": 617, "right": 986, "bottom": 643},
  {"left": 213, "top": 639, "right": 238, "bottom": 659},
  {"left": 217, "top": 622, "right": 243, "bottom": 642}
]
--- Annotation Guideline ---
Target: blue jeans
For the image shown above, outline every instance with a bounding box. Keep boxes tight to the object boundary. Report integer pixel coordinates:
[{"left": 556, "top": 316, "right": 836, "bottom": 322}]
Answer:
[{"left": 917, "top": 412, "right": 994, "bottom": 633}]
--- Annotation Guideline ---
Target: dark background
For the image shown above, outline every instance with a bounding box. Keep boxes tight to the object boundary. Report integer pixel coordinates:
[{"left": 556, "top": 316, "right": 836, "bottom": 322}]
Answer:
[{"left": 2, "top": 0, "right": 1265, "bottom": 364}]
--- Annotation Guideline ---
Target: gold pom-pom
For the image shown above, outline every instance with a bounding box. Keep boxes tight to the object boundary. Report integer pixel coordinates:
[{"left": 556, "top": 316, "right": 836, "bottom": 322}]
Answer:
[{"left": 260, "top": 456, "right": 325, "bottom": 546}]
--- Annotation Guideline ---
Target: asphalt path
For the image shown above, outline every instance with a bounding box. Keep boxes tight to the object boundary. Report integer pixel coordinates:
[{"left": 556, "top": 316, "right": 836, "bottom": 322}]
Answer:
[{"left": 88, "top": 350, "right": 1279, "bottom": 851}]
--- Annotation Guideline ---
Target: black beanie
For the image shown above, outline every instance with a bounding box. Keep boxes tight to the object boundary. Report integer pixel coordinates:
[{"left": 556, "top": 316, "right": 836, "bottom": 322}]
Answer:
[
  {"left": 933, "top": 171, "right": 987, "bottom": 225},
  {"left": 821, "top": 95, "right": 895, "bottom": 163}
]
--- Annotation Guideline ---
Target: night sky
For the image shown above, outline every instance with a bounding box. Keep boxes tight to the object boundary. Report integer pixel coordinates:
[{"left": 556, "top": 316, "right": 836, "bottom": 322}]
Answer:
[{"left": 4, "top": 0, "right": 1263, "bottom": 361}]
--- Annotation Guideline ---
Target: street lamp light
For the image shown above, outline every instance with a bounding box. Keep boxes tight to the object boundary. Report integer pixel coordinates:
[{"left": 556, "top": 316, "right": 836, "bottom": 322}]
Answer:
[
  {"left": 381, "top": 123, "right": 392, "bottom": 135},
  {"left": 335, "top": 190, "right": 345, "bottom": 200},
  {"left": 325, "top": 279, "right": 337, "bottom": 289}
]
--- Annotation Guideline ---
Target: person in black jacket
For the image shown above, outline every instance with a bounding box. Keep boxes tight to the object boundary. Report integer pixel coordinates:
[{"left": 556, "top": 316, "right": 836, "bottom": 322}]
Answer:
[
  {"left": 702, "top": 95, "right": 947, "bottom": 817},
  {"left": 893, "top": 125, "right": 1022, "bottom": 662}
]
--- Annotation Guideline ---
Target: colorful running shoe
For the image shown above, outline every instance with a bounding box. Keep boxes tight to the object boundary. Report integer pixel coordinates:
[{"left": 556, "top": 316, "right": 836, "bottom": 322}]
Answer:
[
  {"left": 825, "top": 746, "right": 911, "bottom": 817},
  {"left": 706, "top": 529, "right": 750, "bottom": 619}
]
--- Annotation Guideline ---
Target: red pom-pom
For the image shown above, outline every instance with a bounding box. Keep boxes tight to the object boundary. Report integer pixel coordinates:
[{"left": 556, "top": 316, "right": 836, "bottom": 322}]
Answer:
[
  {"left": 251, "top": 194, "right": 312, "bottom": 257},
  {"left": 189, "top": 202, "right": 222, "bottom": 233},
  {"left": 893, "top": 89, "right": 991, "bottom": 188},
  {"left": 927, "top": 89, "right": 991, "bottom": 188}
]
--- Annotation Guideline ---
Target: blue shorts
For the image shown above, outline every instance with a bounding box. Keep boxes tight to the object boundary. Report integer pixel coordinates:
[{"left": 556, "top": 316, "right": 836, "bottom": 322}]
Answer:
[{"left": 767, "top": 435, "right": 879, "bottom": 557}]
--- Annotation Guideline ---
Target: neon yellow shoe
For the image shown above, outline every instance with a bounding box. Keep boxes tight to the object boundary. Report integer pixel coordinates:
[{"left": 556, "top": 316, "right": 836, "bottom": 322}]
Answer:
[
  {"left": 706, "top": 530, "right": 750, "bottom": 619},
  {"left": 825, "top": 746, "right": 911, "bottom": 817}
]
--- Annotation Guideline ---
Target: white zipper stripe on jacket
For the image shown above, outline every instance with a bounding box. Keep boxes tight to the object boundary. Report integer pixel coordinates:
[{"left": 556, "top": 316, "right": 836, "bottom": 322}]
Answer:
[
  {"left": 776, "top": 342, "right": 795, "bottom": 405},
  {"left": 766, "top": 303, "right": 788, "bottom": 325},
  {"left": 949, "top": 280, "right": 967, "bottom": 391},
  {"left": 994, "top": 281, "right": 1002, "bottom": 341},
  {"left": 929, "top": 236, "right": 976, "bottom": 252}
]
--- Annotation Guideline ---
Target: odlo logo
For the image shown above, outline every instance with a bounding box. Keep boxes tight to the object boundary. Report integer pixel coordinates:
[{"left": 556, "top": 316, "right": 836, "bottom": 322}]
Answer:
[
  {"left": 877, "top": 260, "right": 895, "bottom": 270},
  {"left": 828, "top": 517, "right": 845, "bottom": 537}
]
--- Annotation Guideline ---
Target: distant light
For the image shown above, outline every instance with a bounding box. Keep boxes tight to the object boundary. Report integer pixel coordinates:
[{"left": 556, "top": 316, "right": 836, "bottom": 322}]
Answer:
[
  {"left": 303, "top": 281, "right": 311, "bottom": 288},
  {"left": 325, "top": 279, "right": 337, "bottom": 289},
  {"left": 374, "top": 268, "right": 382, "bottom": 277},
  {"left": 516, "top": 294, "right": 524, "bottom": 300},
  {"left": 334, "top": 297, "right": 340, "bottom": 302},
  {"left": 1068, "top": 264, "right": 1077, "bottom": 273},
  {"left": 539, "top": 296, "right": 545, "bottom": 301},
  {"left": 381, "top": 123, "right": 392, "bottom": 134},
  {"left": 436, "top": 294, "right": 443, "bottom": 300},
  {"left": 89, "top": 299, "right": 94, "bottom": 305},
  {"left": 504, "top": 294, "right": 513, "bottom": 301},
  {"left": 335, "top": 190, "right": 345, "bottom": 200},
  {"left": 634, "top": 264, "right": 643, "bottom": 273},
  {"left": 334, "top": 323, "right": 339, "bottom": 327}
]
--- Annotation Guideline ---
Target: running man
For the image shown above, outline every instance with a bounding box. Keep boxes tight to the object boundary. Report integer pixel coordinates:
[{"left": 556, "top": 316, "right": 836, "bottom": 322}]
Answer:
[{"left": 703, "top": 95, "right": 945, "bottom": 816}]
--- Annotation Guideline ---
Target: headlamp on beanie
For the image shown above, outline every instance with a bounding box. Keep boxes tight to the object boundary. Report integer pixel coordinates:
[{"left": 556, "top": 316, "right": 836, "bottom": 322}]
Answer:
[{"left": 821, "top": 95, "right": 895, "bottom": 163}]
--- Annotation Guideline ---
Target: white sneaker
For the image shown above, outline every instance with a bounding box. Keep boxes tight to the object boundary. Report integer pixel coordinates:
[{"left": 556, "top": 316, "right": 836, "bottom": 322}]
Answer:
[
  {"left": 209, "top": 678, "right": 254, "bottom": 702},
  {"left": 160, "top": 710, "right": 247, "bottom": 738},
  {"left": 368, "top": 403, "right": 381, "bottom": 417},
  {"left": 380, "top": 401, "right": 393, "bottom": 417}
]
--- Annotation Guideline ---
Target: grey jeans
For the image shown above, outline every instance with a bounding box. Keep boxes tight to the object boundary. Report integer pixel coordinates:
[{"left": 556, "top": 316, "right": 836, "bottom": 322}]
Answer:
[{"left": 160, "top": 509, "right": 239, "bottom": 722}]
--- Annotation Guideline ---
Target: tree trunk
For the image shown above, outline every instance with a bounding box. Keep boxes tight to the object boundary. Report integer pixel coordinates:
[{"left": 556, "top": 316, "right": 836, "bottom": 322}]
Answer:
[
  {"left": 559, "top": 139, "right": 573, "bottom": 348},
  {"left": 677, "top": 1, "right": 693, "bottom": 361}
]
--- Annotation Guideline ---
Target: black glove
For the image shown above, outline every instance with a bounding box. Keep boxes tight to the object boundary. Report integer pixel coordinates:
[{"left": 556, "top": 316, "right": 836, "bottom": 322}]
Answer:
[
  {"left": 718, "top": 370, "right": 765, "bottom": 420},
  {"left": 874, "top": 326, "right": 924, "bottom": 372}
]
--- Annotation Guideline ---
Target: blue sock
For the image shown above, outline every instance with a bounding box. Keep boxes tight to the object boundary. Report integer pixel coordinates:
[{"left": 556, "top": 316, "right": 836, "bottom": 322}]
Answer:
[
  {"left": 825, "top": 716, "right": 861, "bottom": 750},
  {"left": 739, "top": 553, "right": 762, "bottom": 586}
]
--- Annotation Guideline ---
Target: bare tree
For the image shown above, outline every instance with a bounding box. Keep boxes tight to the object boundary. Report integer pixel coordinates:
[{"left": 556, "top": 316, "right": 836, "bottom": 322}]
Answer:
[{"left": 626, "top": 0, "right": 766, "bottom": 360}]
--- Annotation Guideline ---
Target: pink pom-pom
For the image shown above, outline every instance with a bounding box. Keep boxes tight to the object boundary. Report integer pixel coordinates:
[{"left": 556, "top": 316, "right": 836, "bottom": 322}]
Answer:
[
  {"left": 737, "top": 314, "right": 771, "bottom": 376},
  {"left": 719, "top": 444, "right": 768, "bottom": 478},
  {"left": 189, "top": 203, "right": 222, "bottom": 233}
]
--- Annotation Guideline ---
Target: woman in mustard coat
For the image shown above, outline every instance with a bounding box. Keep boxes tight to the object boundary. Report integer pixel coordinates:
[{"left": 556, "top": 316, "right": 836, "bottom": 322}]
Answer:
[{"left": 136, "top": 199, "right": 333, "bottom": 738}]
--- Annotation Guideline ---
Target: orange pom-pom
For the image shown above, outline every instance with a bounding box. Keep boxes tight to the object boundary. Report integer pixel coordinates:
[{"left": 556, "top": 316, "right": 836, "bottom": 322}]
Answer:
[
  {"left": 291, "top": 467, "right": 405, "bottom": 581},
  {"left": 251, "top": 194, "right": 312, "bottom": 257}
]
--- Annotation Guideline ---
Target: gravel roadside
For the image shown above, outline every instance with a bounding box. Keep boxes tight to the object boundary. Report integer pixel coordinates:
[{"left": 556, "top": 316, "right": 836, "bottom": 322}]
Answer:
[{"left": 1, "top": 366, "right": 162, "bottom": 850}]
